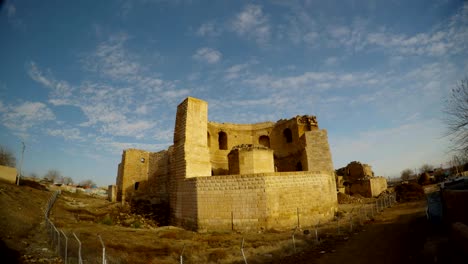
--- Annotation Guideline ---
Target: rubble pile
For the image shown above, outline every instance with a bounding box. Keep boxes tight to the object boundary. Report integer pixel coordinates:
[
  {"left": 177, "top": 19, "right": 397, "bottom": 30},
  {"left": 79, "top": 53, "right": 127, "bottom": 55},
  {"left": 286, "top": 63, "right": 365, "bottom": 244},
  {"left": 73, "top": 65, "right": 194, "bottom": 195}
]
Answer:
[{"left": 337, "top": 192, "right": 363, "bottom": 204}]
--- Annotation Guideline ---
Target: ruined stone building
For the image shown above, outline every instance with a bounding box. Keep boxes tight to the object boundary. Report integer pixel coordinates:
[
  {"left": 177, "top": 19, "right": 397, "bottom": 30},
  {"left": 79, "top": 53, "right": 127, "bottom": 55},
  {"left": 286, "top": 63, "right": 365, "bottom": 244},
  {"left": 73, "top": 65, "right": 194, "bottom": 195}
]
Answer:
[
  {"left": 336, "top": 161, "right": 387, "bottom": 197},
  {"left": 112, "top": 97, "right": 338, "bottom": 232}
]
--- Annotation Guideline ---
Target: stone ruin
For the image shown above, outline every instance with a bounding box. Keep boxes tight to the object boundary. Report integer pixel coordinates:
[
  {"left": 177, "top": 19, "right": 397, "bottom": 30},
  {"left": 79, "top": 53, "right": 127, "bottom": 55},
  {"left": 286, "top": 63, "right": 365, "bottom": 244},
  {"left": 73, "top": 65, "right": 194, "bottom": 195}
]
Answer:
[
  {"left": 335, "top": 161, "right": 387, "bottom": 197},
  {"left": 110, "top": 97, "right": 338, "bottom": 232}
]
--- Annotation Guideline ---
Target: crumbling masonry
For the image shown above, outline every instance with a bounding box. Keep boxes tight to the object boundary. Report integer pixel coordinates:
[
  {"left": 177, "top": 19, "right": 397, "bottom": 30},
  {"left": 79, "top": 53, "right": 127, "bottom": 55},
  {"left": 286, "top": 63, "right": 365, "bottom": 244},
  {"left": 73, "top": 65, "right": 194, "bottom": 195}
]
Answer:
[{"left": 114, "top": 97, "right": 338, "bottom": 232}]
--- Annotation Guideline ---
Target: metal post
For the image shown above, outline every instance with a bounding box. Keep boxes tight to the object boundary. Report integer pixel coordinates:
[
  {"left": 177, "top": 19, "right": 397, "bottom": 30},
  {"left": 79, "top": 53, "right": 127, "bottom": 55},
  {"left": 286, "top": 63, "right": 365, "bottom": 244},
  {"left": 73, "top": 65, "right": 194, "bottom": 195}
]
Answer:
[
  {"left": 241, "top": 238, "right": 247, "bottom": 264},
  {"left": 98, "top": 235, "right": 106, "bottom": 264},
  {"left": 17, "top": 141, "right": 25, "bottom": 186},
  {"left": 53, "top": 224, "right": 60, "bottom": 254},
  {"left": 315, "top": 220, "right": 319, "bottom": 243},
  {"left": 73, "top": 233, "right": 83, "bottom": 264},
  {"left": 292, "top": 227, "right": 297, "bottom": 253},
  {"left": 61, "top": 230, "right": 68, "bottom": 264},
  {"left": 180, "top": 244, "right": 186, "bottom": 264},
  {"left": 296, "top": 208, "right": 300, "bottom": 228}
]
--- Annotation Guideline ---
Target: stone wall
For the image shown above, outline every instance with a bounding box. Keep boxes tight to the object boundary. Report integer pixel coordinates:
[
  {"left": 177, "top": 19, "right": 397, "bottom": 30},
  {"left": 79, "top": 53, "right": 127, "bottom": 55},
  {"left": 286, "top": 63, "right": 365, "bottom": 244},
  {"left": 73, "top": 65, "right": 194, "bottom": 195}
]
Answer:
[
  {"left": 116, "top": 97, "right": 338, "bottom": 232},
  {"left": 348, "top": 177, "right": 387, "bottom": 197},
  {"left": 228, "top": 145, "right": 275, "bottom": 175},
  {"left": 301, "top": 130, "right": 334, "bottom": 173},
  {"left": 0, "top": 165, "right": 17, "bottom": 184},
  {"left": 171, "top": 97, "right": 211, "bottom": 226},
  {"left": 117, "top": 149, "right": 151, "bottom": 202},
  {"left": 184, "top": 171, "right": 337, "bottom": 232}
]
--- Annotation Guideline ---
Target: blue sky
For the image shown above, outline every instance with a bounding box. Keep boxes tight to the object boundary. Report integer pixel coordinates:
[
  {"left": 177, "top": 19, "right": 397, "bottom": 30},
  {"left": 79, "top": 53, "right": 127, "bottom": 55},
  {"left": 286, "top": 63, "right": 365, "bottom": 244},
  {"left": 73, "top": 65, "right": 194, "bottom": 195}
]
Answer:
[{"left": 0, "top": 0, "right": 467, "bottom": 186}]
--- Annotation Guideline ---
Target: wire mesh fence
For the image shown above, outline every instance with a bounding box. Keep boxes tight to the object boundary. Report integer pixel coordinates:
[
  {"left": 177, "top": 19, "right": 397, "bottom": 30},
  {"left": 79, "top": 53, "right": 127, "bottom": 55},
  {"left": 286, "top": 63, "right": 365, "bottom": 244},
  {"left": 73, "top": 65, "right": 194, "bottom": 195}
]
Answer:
[{"left": 43, "top": 192, "right": 396, "bottom": 263}]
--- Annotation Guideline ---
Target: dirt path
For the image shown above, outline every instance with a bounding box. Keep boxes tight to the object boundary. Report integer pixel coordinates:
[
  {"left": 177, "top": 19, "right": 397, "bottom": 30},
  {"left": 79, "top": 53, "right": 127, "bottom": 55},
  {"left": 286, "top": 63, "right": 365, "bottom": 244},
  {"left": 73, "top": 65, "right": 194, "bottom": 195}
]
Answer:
[{"left": 278, "top": 200, "right": 428, "bottom": 264}]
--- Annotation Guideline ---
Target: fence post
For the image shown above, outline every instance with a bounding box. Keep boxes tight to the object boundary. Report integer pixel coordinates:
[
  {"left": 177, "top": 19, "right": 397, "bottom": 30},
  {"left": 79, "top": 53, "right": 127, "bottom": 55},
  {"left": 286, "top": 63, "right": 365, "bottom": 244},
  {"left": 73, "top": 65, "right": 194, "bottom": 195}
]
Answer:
[
  {"left": 73, "top": 233, "right": 83, "bottom": 264},
  {"left": 180, "top": 244, "right": 186, "bottom": 264},
  {"left": 292, "top": 227, "right": 297, "bottom": 253},
  {"left": 241, "top": 237, "right": 247, "bottom": 264},
  {"left": 296, "top": 208, "right": 300, "bottom": 228},
  {"left": 53, "top": 224, "right": 60, "bottom": 254},
  {"left": 98, "top": 235, "right": 106, "bottom": 264},
  {"left": 61, "top": 230, "right": 68, "bottom": 264}
]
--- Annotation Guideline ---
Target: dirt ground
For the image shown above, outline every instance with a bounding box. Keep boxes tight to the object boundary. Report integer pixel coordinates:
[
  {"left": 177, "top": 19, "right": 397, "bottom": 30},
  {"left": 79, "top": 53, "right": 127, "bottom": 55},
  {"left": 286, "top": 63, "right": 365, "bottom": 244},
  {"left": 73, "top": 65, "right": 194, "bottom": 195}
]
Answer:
[{"left": 0, "top": 180, "right": 463, "bottom": 263}]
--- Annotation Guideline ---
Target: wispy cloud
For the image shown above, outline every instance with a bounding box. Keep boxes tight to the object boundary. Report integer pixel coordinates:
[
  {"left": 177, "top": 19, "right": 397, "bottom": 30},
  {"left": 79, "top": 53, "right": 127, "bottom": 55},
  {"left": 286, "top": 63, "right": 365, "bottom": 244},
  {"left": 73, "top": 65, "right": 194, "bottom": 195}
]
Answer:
[
  {"left": 193, "top": 47, "right": 222, "bottom": 64},
  {"left": 0, "top": 101, "right": 55, "bottom": 133},
  {"left": 83, "top": 33, "right": 141, "bottom": 81},
  {"left": 245, "top": 71, "right": 378, "bottom": 91},
  {"left": 196, "top": 21, "right": 222, "bottom": 37},
  {"left": 231, "top": 4, "right": 271, "bottom": 44},
  {"left": 26, "top": 30, "right": 194, "bottom": 152},
  {"left": 46, "top": 128, "right": 84, "bottom": 141},
  {"left": 5, "top": 3, "right": 25, "bottom": 31},
  {"left": 224, "top": 63, "right": 249, "bottom": 80}
]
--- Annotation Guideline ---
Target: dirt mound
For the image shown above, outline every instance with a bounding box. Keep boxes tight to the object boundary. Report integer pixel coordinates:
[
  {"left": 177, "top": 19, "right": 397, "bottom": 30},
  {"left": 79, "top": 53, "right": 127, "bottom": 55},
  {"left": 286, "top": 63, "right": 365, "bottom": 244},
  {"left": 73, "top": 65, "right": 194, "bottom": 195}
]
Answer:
[
  {"left": 395, "top": 182, "right": 425, "bottom": 202},
  {"left": 19, "top": 179, "right": 47, "bottom": 191}
]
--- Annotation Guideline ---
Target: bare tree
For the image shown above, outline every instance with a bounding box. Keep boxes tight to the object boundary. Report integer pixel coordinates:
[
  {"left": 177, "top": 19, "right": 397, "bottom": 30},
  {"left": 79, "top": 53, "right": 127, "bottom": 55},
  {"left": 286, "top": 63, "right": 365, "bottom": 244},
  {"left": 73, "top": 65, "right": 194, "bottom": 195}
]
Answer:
[
  {"left": 44, "top": 169, "right": 62, "bottom": 183},
  {"left": 419, "top": 164, "right": 434, "bottom": 174},
  {"left": 0, "top": 145, "right": 16, "bottom": 167},
  {"left": 445, "top": 78, "right": 468, "bottom": 156},
  {"left": 62, "top": 176, "right": 74, "bottom": 185},
  {"left": 401, "top": 168, "right": 413, "bottom": 181},
  {"left": 448, "top": 154, "right": 467, "bottom": 176}
]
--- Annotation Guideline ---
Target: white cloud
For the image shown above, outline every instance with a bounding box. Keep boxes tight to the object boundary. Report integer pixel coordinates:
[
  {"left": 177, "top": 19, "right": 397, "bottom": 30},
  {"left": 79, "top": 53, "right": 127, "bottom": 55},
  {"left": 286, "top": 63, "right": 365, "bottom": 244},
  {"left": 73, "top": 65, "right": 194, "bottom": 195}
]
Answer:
[
  {"left": 231, "top": 4, "right": 271, "bottom": 44},
  {"left": 363, "top": 4, "right": 468, "bottom": 57},
  {"left": 84, "top": 33, "right": 141, "bottom": 80},
  {"left": 47, "top": 128, "right": 84, "bottom": 141},
  {"left": 324, "top": 57, "right": 339, "bottom": 66},
  {"left": 193, "top": 47, "right": 222, "bottom": 64},
  {"left": 196, "top": 21, "right": 221, "bottom": 37},
  {"left": 1, "top": 101, "right": 55, "bottom": 132},
  {"left": 245, "top": 71, "right": 378, "bottom": 91},
  {"left": 224, "top": 63, "right": 249, "bottom": 80},
  {"left": 28, "top": 62, "right": 74, "bottom": 103}
]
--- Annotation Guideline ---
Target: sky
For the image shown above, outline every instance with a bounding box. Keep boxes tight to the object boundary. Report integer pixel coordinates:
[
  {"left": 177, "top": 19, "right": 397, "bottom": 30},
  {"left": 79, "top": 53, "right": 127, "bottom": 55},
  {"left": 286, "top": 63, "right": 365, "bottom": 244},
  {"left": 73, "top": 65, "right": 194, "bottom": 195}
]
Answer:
[{"left": 0, "top": 0, "right": 467, "bottom": 186}]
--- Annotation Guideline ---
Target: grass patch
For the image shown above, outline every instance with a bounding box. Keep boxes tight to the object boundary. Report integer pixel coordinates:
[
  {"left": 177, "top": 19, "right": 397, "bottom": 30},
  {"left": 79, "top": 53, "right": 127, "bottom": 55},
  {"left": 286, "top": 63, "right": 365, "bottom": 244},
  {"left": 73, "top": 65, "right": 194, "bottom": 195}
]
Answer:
[
  {"left": 208, "top": 249, "right": 228, "bottom": 263},
  {"left": 100, "top": 215, "right": 114, "bottom": 225}
]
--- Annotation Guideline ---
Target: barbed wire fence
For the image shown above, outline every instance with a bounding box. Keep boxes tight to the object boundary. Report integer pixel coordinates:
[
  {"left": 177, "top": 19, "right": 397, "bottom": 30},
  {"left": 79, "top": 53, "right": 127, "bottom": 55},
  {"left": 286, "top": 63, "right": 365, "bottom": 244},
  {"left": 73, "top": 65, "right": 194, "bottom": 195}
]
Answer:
[
  {"left": 42, "top": 191, "right": 397, "bottom": 263},
  {"left": 44, "top": 190, "right": 109, "bottom": 264}
]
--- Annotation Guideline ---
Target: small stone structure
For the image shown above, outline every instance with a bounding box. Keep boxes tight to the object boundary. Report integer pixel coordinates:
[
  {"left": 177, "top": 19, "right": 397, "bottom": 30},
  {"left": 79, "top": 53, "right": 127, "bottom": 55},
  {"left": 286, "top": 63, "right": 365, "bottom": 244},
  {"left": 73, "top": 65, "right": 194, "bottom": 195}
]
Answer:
[
  {"left": 336, "top": 161, "right": 387, "bottom": 197},
  {"left": 0, "top": 165, "right": 17, "bottom": 184},
  {"left": 114, "top": 97, "right": 338, "bottom": 231}
]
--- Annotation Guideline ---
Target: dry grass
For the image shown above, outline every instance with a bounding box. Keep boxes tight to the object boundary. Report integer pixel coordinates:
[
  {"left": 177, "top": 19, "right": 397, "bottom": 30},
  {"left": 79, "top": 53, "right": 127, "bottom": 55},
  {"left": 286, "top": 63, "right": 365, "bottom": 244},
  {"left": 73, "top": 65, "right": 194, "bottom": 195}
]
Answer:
[{"left": 39, "top": 189, "right": 390, "bottom": 264}]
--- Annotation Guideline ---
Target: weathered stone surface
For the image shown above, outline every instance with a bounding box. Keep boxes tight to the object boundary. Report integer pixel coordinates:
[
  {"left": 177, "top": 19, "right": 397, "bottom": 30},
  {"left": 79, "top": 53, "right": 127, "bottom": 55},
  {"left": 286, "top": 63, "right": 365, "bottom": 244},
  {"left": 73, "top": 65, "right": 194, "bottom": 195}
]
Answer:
[{"left": 115, "top": 97, "right": 338, "bottom": 231}]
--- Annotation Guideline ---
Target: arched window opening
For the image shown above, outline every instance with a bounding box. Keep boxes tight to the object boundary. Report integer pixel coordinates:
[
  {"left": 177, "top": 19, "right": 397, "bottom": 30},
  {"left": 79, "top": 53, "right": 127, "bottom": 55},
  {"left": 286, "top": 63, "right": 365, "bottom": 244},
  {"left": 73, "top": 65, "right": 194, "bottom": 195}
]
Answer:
[
  {"left": 207, "top": 132, "right": 211, "bottom": 147},
  {"left": 296, "top": 162, "right": 303, "bottom": 171},
  {"left": 283, "top": 128, "right": 293, "bottom": 143},
  {"left": 218, "top": 131, "right": 228, "bottom": 150},
  {"left": 259, "top": 135, "right": 270, "bottom": 148},
  {"left": 134, "top": 182, "right": 140, "bottom": 190}
]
